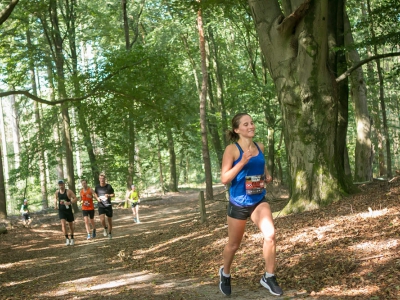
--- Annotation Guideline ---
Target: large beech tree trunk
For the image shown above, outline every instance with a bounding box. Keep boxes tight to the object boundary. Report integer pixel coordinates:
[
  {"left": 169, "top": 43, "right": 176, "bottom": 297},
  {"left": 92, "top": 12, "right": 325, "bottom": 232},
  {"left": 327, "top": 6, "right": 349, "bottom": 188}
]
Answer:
[{"left": 248, "top": 0, "right": 350, "bottom": 212}]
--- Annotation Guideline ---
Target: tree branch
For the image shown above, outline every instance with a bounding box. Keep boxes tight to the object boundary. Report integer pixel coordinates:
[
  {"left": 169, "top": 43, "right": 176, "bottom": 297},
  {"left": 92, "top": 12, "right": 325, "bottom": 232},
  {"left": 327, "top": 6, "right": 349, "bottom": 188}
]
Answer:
[
  {"left": 336, "top": 51, "right": 400, "bottom": 82},
  {"left": 277, "top": 0, "right": 311, "bottom": 34},
  {"left": 0, "top": 0, "right": 19, "bottom": 26},
  {"left": 0, "top": 61, "right": 144, "bottom": 105}
]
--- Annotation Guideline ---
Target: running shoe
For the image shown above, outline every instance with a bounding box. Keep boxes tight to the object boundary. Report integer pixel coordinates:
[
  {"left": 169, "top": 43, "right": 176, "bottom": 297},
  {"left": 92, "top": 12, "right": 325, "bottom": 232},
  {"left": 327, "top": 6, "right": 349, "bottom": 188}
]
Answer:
[
  {"left": 108, "top": 233, "right": 112, "bottom": 240},
  {"left": 103, "top": 228, "right": 107, "bottom": 237},
  {"left": 65, "top": 238, "right": 70, "bottom": 246},
  {"left": 70, "top": 239, "right": 75, "bottom": 246},
  {"left": 92, "top": 229, "right": 96, "bottom": 238},
  {"left": 87, "top": 233, "right": 91, "bottom": 240},
  {"left": 133, "top": 217, "right": 137, "bottom": 223},
  {"left": 260, "top": 274, "right": 283, "bottom": 296},
  {"left": 219, "top": 267, "right": 231, "bottom": 296}
]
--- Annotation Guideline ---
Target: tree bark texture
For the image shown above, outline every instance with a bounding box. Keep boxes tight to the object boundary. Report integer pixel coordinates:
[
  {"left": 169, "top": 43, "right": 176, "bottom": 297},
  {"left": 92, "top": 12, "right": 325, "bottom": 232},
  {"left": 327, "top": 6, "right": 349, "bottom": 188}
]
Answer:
[
  {"left": 197, "top": 5, "right": 213, "bottom": 200},
  {"left": 366, "top": 0, "right": 392, "bottom": 179},
  {"left": 49, "top": 0, "right": 76, "bottom": 193},
  {"left": 343, "top": 11, "right": 373, "bottom": 182},
  {"left": 0, "top": 0, "right": 19, "bottom": 26},
  {"left": 248, "top": 0, "right": 347, "bottom": 211},
  {"left": 166, "top": 127, "right": 178, "bottom": 192},
  {"left": 28, "top": 27, "right": 48, "bottom": 209}
]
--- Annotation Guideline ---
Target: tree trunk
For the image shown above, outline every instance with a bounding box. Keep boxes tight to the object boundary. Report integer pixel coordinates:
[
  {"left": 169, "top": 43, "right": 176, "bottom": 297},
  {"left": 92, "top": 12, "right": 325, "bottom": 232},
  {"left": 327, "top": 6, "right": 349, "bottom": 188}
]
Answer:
[
  {"left": 27, "top": 27, "right": 48, "bottom": 209},
  {"left": 166, "top": 127, "right": 178, "bottom": 192},
  {"left": 266, "top": 127, "right": 275, "bottom": 179},
  {"left": 157, "top": 132, "right": 165, "bottom": 194},
  {"left": 248, "top": 0, "right": 348, "bottom": 211},
  {"left": 206, "top": 73, "right": 223, "bottom": 168},
  {"left": 127, "top": 110, "right": 135, "bottom": 187},
  {"left": 0, "top": 144, "right": 6, "bottom": 220},
  {"left": 45, "top": 58, "right": 64, "bottom": 180},
  {"left": 9, "top": 95, "right": 20, "bottom": 169},
  {"left": 64, "top": 0, "right": 99, "bottom": 186},
  {"left": 0, "top": 101, "right": 9, "bottom": 184},
  {"left": 50, "top": 0, "right": 76, "bottom": 193},
  {"left": 343, "top": 11, "right": 373, "bottom": 182},
  {"left": 276, "top": 130, "right": 284, "bottom": 185},
  {"left": 328, "top": 0, "right": 353, "bottom": 187},
  {"left": 197, "top": 4, "right": 213, "bottom": 200},
  {"left": 0, "top": 0, "right": 19, "bottom": 26},
  {"left": 208, "top": 26, "right": 228, "bottom": 148},
  {"left": 366, "top": 0, "right": 392, "bottom": 179}
]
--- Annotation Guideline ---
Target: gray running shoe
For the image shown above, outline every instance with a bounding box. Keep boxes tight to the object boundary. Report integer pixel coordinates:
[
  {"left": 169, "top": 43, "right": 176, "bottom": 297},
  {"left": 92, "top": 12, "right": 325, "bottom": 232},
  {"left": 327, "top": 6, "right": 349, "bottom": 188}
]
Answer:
[
  {"left": 108, "top": 233, "right": 112, "bottom": 240},
  {"left": 65, "top": 238, "right": 70, "bottom": 246},
  {"left": 219, "top": 267, "right": 231, "bottom": 296},
  {"left": 260, "top": 274, "right": 283, "bottom": 296}
]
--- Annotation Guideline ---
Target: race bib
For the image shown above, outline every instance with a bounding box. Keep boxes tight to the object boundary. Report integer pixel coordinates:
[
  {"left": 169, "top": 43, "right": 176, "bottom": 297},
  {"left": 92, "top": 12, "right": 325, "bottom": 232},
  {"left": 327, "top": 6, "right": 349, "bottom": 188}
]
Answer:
[
  {"left": 245, "top": 175, "right": 265, "bottom": 195},
  {"left": 60, "top": 200, "right": 65, "bottom": 205},
  {"left": 99, "top": 196, "right": 111, "bottom": 206},
  {"left": 84, "top": 201, "right": 90, "bottom": 207}
]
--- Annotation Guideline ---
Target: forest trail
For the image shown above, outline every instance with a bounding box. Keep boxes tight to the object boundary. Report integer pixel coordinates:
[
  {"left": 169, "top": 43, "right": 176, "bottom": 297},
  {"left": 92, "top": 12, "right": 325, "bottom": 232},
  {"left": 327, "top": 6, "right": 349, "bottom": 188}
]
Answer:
[{"left": 0, "top": 187, "right": 304, "bottom": 300}]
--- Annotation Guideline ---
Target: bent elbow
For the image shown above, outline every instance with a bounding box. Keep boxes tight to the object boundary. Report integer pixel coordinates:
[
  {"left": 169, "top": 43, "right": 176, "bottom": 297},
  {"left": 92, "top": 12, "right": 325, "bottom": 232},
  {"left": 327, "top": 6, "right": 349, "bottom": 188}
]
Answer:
[{"left": 221, "top": 178, "right": 230, "bottom": 185}]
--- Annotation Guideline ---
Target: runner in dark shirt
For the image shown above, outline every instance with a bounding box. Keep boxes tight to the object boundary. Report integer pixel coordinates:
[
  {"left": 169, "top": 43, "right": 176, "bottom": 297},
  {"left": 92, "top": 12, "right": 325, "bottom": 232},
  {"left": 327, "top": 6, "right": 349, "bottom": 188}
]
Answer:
[
  {"left": 55, "top": 180, "right": 77, "bottom": 246},
  {"left": 94, "top": 173, "right": 115, "bottom": 239}
]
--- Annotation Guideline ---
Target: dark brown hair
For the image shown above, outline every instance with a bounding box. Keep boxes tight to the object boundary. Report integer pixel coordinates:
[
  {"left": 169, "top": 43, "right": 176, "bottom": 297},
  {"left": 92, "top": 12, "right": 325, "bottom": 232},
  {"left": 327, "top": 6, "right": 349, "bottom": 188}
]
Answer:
[{"left": 226, "top": 113, "right": 250, "bottom": 142}]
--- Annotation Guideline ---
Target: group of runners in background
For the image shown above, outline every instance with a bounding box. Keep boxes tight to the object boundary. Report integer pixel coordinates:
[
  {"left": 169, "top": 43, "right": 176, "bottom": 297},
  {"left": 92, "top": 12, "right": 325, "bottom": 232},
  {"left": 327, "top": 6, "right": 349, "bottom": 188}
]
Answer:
[{"left": 52, "top": 173, "right": 140, "bottom": 246}]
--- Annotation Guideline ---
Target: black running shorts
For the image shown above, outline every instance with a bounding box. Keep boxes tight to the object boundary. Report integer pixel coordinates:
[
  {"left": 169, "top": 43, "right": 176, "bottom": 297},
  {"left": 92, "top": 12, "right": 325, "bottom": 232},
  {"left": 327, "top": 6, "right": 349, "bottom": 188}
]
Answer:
[
  {"left": 99, "top": 206, "right": 113, "bottom": 218},
  {"left": 227, "top": 197, "right": 268, "bottom": 220},
  {"left": 82, "top": 209, "right": 95, "bottom": 219},
  {"left": 59, "top": 210, "right": 74, "bottom": 222}
]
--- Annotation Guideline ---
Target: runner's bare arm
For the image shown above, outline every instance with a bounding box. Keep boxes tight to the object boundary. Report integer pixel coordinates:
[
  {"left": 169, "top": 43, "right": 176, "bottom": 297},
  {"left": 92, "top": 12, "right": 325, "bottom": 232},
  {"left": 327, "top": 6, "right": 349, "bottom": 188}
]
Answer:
[{"left": 68, "top": 190, "right": 77, "bottom": 203}]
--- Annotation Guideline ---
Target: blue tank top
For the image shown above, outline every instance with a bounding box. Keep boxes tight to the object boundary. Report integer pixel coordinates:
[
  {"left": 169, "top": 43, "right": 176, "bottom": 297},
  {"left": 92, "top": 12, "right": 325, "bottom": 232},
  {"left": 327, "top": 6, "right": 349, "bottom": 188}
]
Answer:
[{"left": 229, "top": 142, "right": 266, "bottom": 207}]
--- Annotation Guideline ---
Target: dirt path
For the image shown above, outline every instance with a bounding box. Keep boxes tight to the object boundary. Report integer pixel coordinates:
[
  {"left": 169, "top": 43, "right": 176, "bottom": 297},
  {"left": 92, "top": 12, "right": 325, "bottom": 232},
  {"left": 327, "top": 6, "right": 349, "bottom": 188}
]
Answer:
[{"left": 0, "top": 188, "right": 304, "bottom": 299}]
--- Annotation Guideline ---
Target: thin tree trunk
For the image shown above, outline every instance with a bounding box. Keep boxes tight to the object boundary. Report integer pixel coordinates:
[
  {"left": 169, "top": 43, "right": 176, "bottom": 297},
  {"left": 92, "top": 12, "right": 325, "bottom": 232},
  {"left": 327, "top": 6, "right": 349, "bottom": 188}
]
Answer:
[
  {"left": 276, "top": 130, "right": 284, "bottom": 185},
  {"left": 344, "top": 11, "right": 373, "bottom": 182},
  {"left": 65, "top": 0, "right": 99, "bottom": 186},
  {"left": 49, "top": 0, "right": 76, "bottom": 193},
  {"left": 0, "top": 144, "right": 6, "bottom": 219},
  {"left": 366, "top": 0, "right": 392, "bottom": 179},
  {"left": 328, "top": 0, "right": 353, "bottom": 186},
  {"left": 197, "top": 3, "right": 213, "bottom": 200},
  {"left": 0, "top": 102, "right": 9, "bottom": 184},
  {"left": 208, "top": 26, "right": 228, "bottom": 148},
  {"left": 27, "top": 27, "right": 48, "bottom": 209},
  {"left": 206, "top": 73, "right": 223, "bottom": 167},
  {"left": 45, "top": 58, "right": 64, "bottom": 180},
  {"left": 122, "top": 0, "right": 137, "bottom": 188},
  {"left": 166, "top": 127, "right": 178, "bottom": 192},
  {"left": 156, "top": 132, "right": 165, "bottom": 194},
  {"left": 9, "top": 95, "right": 20, "bottom": 169}
]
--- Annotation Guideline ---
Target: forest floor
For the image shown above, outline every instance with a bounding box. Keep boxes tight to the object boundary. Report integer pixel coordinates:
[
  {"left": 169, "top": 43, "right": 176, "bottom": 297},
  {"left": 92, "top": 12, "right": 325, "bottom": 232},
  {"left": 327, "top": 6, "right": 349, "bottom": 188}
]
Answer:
[{"left": 0, "top": 179, "right": 399, "bottom": 300}]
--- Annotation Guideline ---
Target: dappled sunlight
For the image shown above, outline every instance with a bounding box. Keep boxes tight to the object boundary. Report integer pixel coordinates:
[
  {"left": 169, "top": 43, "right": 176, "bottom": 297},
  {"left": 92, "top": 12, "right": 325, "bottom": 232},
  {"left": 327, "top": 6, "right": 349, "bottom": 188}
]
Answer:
[
  {"left": 350, "top": 239, "right": 398, "bottom": 253},
  {"left": 3, "top": 279, "right": 32, "bottom": 287},
  {"left": 317, "top": 284, "right": 380, "bottom": 298},
  {"left": 137, "top": 232, "right": 199, "bottom": 254},
  {"left": 0, "top": 256, "right": 57, "bottom": 270},
  {"left": 359, "top": 207, "right": 389, "bottom": 218}
]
